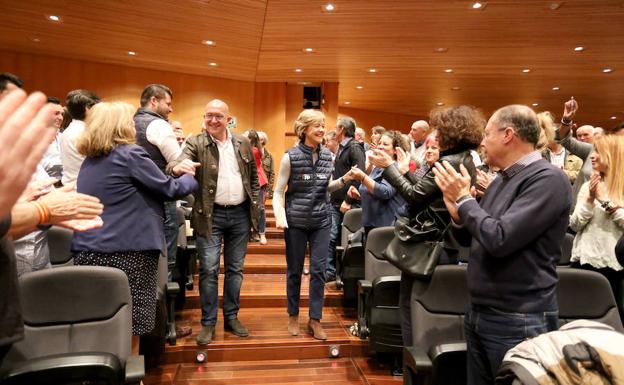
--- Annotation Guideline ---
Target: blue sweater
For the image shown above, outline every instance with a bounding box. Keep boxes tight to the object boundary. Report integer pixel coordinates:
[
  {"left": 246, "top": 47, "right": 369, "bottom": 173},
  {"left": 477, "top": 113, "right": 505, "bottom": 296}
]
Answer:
[
  {"left": 72, "top": 144, "right": 198, "bottom": 253},
  {"left": 458, "top": 159, "right": 572, "bottom": 313},
  {"left": 358, "top": 166, "right": 405, "bottom": 228}
]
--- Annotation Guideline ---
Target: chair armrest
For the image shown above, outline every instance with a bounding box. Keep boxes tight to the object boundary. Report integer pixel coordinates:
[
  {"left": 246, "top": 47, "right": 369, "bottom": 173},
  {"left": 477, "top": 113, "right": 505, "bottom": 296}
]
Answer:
[
  {"left": 428, "top": 341, "right": 467, "bottom": 362},
  {"left": 336, "top": 246, "right": 344, "bottom": 258},
  {"left": 124, "top": 355, "right": 145, "bottom": 384},
  {"left": 166, "top": 281, "right": 180, "bottom": 296},
  {"left": 404, "top": 346, "right": 432, "bottom": 373},
  {"left": 1, "top": 352, "right": 122, "bottom": 385},
  {"left": 357, "top": 279, "right": 372, "bottom": 293}
]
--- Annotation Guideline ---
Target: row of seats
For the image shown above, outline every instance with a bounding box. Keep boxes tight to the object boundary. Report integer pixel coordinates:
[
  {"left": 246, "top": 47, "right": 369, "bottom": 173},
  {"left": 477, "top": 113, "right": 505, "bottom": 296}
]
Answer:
[{"left": 0, "top": 213, "right": 194, "bottom": 384}]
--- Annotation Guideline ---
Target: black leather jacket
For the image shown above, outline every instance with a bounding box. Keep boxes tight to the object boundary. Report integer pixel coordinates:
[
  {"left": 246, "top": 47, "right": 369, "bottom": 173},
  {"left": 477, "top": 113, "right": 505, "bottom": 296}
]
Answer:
[{"left": 382, "top": 148, "right": 477, "bottom": 223}]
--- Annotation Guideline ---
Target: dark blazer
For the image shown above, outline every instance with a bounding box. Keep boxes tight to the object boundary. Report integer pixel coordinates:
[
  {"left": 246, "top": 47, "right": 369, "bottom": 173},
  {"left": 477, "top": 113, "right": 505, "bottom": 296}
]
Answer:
[
  {"left": 72, "top": 144, "right": 198, "bottom": 253},
  {"left": 330, "top": 138, "right": 366, "bottom": 207}
]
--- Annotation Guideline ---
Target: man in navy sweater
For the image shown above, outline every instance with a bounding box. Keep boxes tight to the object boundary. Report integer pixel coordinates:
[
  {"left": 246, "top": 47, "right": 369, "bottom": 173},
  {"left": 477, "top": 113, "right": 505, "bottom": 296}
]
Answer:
[{"left": 433, "top": 105, "right": 572, "bottom": 385}]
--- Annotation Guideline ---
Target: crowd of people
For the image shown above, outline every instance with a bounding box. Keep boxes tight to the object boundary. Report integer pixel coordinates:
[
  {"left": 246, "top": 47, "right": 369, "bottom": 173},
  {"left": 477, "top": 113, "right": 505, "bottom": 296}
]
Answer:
[{"left": 1, "top": 70, "right": 624, "bottom": 384}]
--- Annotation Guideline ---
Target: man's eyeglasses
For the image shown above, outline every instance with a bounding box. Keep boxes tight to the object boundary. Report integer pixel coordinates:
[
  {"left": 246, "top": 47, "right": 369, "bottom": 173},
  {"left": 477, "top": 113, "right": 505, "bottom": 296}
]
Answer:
[{"left": 204, "top": 113, "right": 226, "bottom": 121}]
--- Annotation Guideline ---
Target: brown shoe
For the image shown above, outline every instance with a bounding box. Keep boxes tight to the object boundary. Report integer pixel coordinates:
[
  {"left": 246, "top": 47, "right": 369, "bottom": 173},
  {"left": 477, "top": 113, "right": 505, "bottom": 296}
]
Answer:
[
  {"left": 196, "top": 325, "right": 215, "bottom": 345},
  {"left": 307, "top": 319, "right": 327, "bottom": 340},
  {"left": 224, "top": 318, "right": 249, "bottom": 337},
  {"left": 288, "top": 315, "right": 299, "bottom": 336},
  {"left": 176, "top": 325, "right": 192, "bottom": 338}
]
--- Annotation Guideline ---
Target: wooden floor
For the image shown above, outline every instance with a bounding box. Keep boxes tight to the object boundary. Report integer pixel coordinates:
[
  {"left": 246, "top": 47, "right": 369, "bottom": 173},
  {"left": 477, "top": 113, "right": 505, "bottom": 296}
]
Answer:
[{"left": 145, "top": 209, "right": 402, "bottom": 385}]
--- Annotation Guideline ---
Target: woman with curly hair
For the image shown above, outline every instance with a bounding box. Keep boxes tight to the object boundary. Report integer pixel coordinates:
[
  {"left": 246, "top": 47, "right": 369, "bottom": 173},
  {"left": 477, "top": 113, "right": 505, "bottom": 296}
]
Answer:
[{"left": 368, "top": 105, "right": 484, "bottom": 347}]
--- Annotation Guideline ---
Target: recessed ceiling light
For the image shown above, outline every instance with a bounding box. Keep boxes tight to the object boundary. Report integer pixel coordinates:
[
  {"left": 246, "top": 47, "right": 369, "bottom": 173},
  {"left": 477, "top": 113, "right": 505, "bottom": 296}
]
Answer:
[
  {"left": 294, "top": 68, "right": 303, "bottom": 73},
  {"left": 436, "top": 102, "right": 445, "bottom": 106},
  {"left": 434, "top": 47, "right": 448, "bottom": 53},
  {"left": 532, "top": 103, "right": 539, "bottom": 107},
  {"left": 552, "top": 86, "right": 560, "bottom": 91},
  {"left": 611, "top": 116, "right": 618, "bottom": 120},
  {"left": 209, "top": 62, "right": 218, "bottom": 67},
  {"left": 127, "top": 51, "right": 137, "bottom": 56},
  {"left": 472, "top": 2, "right": 485, "bottom": 9},
  {"left": 202, "top": 40, "right": 216, "bottom": 46},
  {"left": 574, "top": 46, "right": 584, "bottom": 52},
  {"left": 603, "top": 68, "right": 613, "bottom": 73},
  {"left": 451, "top": 86, "right": 461, "bottom": 91},
  {"left": 548, "top": 2, "right": 563, "bottom": 10},
  {"left": 444, "top": 69, "right": 453, "bottom": 73},
  {"left": 297, "top": 81, "right": 311, "bottom": 85},
  {"left": 323, "top": 3, "right": 335, "bottom": 11},
  {"left": 48, "top": 15, "right": 61, "bottom": 22},
  {"left": 32, "top": 37, "right": 41, "bottom": 43},
  {"left": 303, "top": 48, "right": 314, "bottom": 53},
  {"left": 368, "top": 68, "right": 377, "bottom": 73},
  {"left": 356, "top": 85, "right": 363, "bottom": 90},
  {"left": 344, "top": 101, "right": 351, "bottom": 105},
  {"left": 522, "top": 68, "right": 531, "bottom": 73}
]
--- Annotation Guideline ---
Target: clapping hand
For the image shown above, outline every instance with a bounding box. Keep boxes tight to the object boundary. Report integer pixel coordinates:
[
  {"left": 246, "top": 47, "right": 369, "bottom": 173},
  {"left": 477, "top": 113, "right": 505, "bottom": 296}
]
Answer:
[
  {"left": 345, "top": 166, "right": 366, "bottom": 182},
  {"left": 396, "top": 147, "right": 411, "bottom": 174},
  {"left": 347, "top": 185, "right": 361, "bottom": 200},
  {"left": 367, "top": 149, "right": 393, "bottom": 168}
]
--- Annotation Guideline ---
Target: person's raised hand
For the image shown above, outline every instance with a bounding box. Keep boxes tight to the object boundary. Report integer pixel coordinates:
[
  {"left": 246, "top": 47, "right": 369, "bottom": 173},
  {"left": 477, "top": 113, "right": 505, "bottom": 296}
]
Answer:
[
  {"left": 562, "top": 97, "right": 578, "bottom": 122},
  {"left": 38, "top": 184, "right": 103, "bottom": 224},
  {"left": 0, "top": 89, "right": 56, "bottom": 218},
  {"left": 432, "top": 161, "right": 472, "bottom": 203},
  {"left": 368, "top": 149, "right": 393, "bottom": 169}
]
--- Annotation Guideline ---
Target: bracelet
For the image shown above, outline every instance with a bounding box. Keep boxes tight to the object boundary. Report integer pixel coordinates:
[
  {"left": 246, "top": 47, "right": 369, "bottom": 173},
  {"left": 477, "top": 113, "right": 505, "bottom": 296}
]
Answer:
[
  {"left": 31, "top": 201, "right": 50, "bottom": 224},
  {"left": 561, "top": 119, "right": 573, "bottom": 126}
]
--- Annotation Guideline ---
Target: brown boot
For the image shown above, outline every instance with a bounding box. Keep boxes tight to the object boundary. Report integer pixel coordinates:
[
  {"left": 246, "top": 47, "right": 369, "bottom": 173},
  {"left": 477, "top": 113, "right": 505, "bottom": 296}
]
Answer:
[
  {"left": 307, "top": 319, "right": 327, "bottom": 340},
  {"left": 288, "top": 315, "right": 299, "bottom": 336}
]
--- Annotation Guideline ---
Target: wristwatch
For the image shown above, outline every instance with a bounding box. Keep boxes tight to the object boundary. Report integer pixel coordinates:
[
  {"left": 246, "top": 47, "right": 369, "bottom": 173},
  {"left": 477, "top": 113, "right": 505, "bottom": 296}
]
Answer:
[
  {"left": 455, "top": 194, "right": 473, "bottom": 206},
  {"left": 601, "top": 200, "right": 615, "bottom": 211}
]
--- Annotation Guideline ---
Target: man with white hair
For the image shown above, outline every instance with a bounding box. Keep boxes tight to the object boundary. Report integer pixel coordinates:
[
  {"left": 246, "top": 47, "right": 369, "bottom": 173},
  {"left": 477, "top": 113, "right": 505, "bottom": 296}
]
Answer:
[
  {"left": 409, "top": 120, "right": 431, "bottom": 167},
  {"left": 354, "top": 127, "right": 369, "bottom": 151},
  {"left": 575, "top": 124, "right": 595, "bottom": 144}
]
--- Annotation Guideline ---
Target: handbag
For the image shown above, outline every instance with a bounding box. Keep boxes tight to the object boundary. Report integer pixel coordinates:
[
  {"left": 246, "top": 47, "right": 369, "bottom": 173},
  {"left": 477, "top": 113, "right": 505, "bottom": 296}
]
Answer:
[{"left": 382, "top": 208, "right": 451, "bottom": 278}]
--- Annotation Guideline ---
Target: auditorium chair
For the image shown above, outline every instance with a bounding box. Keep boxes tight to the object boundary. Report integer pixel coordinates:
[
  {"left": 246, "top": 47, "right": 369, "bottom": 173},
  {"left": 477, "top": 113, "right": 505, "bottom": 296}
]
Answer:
[
  {"left": 335, "top": 208, "right": 363, "bottom": 302},
  {"left": 556, "top": 267, "right": 623, "bottom": 331},
  {"left": 0, "top": 266, "right": 144, "bottom": 385},
  {"left": 403, "top": 265, "right": 470, "bottom": 385},
  {"left": 47, "top": 226, "right": 74, "bottom": 267},
  {"left": 357, "top": 226, "right": 402, "bottom": 355},
  {"left": 557, "top": 233, "right": 574, "bottom": 266}
]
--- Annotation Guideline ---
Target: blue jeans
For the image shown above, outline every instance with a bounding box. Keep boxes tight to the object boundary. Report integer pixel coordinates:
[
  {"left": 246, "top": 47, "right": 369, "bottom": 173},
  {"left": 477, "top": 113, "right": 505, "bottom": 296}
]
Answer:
[
  {"left": 196, "top": 204, "right": 250, "bottom": 326},
  {"left": 326, "top": 206, "right": 343, "bottom": 278},
  {"left": 258, "top": 187, "right": 266, "bottom": 235},
  {"left": 163, "top": 200, "right": 178, "bottom": 281},
  {"left": 465, "top": 304, "right": 559, "bottom": 385},
  {"left": 284, "top": 226, "right": 330, "bottom": 320}
]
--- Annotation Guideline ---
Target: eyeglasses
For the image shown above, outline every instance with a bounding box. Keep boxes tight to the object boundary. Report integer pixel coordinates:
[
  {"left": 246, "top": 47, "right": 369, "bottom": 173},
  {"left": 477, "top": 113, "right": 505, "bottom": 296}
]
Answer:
[{"left": 204, "top": 113, "right": 226, "bottom": 121}]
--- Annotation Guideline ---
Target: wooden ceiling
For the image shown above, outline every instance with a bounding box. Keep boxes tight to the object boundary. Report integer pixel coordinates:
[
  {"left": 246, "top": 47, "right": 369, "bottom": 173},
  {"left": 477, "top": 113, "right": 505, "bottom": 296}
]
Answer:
[{"left": 1, "top": 0, "right": 624, "bottom": 128}]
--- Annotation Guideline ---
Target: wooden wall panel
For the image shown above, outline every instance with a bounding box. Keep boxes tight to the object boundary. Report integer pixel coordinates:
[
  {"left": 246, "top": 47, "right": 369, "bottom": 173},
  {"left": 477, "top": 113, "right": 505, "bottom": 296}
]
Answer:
[
  {"left": 253, "top": 82, "right": 286, "bottom": 188},
  {"left": 338, "top": 107, "right": 426, "bottom": 135},
  {"left": 0, "top": 50, "right": 256, "bottom": 136},
  {"left": 321, "top": 82, "right": 339, "bottom": 131}
]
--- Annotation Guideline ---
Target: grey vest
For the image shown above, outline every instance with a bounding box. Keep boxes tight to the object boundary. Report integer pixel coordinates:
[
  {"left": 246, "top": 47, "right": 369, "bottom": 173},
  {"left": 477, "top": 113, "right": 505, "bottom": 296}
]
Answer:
[{"left": 134, "top": 108, "right": 167, "bottom": 171}]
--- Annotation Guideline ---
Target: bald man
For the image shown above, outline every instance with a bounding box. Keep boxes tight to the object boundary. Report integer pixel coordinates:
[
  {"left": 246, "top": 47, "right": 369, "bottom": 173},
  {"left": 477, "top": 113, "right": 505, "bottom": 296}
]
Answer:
[
  {"left": 169, "top": 99, "right": 259, "bottom": 345},
  {"left": 433, "top": 105, "right": 572, "bottom": 385},
  {"left": 409, "top": 120, "right": 431, "bottom": 167}
]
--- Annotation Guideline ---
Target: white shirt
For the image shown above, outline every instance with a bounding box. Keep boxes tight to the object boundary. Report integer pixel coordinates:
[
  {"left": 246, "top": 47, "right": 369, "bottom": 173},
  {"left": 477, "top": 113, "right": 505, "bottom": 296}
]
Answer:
[
  {"left": 213, "top": 130, "right": 246, "bottom": 206},
  {"left": 145, "top": 119, "right": 181, "bottom": 163},
  {"left": 59, "top": 120, "right": 86, "bottom": 186},
  {"left": 548, "top": 147, "right": 566, "bottom": 169},
  {"left": 41, "top": 131, "right": 63, "bottom": 180}
]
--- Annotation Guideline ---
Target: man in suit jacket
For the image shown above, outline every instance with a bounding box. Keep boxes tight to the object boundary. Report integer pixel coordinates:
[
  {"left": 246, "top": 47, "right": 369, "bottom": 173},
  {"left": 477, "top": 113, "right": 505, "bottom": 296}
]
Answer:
[{"left": 169, "top": 99, "right": 259, "bottom": 346}]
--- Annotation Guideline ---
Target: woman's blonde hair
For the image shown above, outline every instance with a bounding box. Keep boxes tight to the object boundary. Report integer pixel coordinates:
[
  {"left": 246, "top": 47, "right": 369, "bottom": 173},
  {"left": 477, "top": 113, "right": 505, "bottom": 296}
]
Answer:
[
  {"left": 594, "top": 135, "right": 624, "bottom": 206},
  {"left": 293, "top": 109, "right": 325, "bottom": 141},
  {"left": 536, "top": 111, "right": 556, "bottom": 144},
  {"left": 77, "top": 102, "right": 136, "bottom": 157}
]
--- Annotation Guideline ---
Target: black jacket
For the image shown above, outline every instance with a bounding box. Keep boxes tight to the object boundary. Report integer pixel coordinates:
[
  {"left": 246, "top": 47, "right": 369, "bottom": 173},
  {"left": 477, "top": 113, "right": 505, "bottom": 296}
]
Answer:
[
  {"left": 330, "top": 138, "right": 366, "bottom": 207},
  {"left": 382, "top": 148, "right": 476, "bottom": 222}
]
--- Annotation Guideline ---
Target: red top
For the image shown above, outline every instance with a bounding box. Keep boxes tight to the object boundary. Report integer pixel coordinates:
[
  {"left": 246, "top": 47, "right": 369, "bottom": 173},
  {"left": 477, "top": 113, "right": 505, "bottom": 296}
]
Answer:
[{"left": 253, "top": 147, "right": 268, "bottom": 187}]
